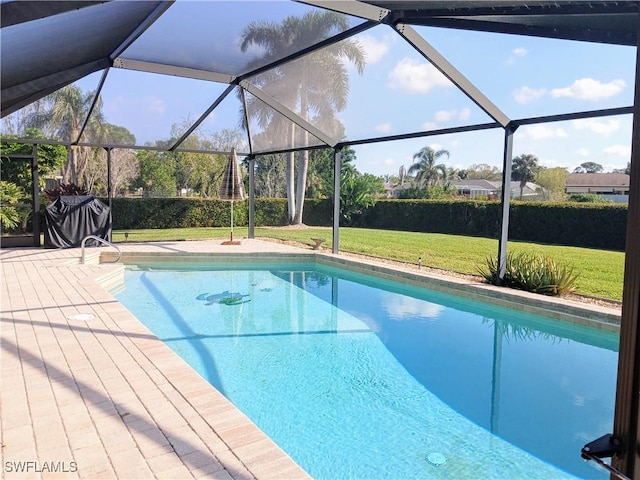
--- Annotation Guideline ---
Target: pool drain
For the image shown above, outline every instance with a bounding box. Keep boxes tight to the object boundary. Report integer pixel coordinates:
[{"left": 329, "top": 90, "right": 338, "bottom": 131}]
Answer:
[{"left": 426, "top": 452, "right": 447, "bottom": 467}]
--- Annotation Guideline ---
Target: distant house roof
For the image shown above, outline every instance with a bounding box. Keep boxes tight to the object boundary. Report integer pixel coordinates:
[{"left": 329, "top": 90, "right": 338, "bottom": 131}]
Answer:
[
  {"left": 451, "top": 179, "right": 498, "bottom": 191},
  {"left": 451, "top": 179, "right": 539, "bottom": 196},
  {"left": 566, "top": 173, "right": 630, "bottom": 187}
]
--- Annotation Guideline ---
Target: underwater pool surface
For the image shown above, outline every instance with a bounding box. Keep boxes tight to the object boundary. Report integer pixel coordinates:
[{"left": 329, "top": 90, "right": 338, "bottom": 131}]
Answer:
[{"left": 114, "top": 261, "right": 618, "bottom": 479}]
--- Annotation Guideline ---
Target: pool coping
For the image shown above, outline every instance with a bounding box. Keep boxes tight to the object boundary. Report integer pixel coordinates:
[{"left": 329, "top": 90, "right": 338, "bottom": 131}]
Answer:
[{"left": 1, "top": 239, "right": 621, "bottom": 480}]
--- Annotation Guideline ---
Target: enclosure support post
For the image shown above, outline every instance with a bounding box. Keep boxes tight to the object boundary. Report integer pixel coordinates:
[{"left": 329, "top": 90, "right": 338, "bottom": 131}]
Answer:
[
  {"left": 497, "top": 125, "right": 516, "bottom": 283},
  {"left": 31, "top": 143, "right": 40, "bottom": 247},
  {"left": 106, "top": 147, "right": 113, "bottom": 242},
  {"left": 611, "top": 9, "right": 640, "bottom": 477},
  {"left": 332, "top": 147, "right": 342, "bottom": 255},
  {"left": 248, "top": 155, "right": 255, "bottom": 239}
]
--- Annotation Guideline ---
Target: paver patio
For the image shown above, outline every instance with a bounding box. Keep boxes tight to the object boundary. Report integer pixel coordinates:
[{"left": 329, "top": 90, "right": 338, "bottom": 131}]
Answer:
[{"left": 1, "top": 240, "right": 312, "bottom": 480}]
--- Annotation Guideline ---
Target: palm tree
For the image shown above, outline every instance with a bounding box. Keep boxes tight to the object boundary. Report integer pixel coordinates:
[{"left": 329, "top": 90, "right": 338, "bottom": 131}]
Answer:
[
  {"left": 27, "top": 85, "right": 105, "bottom": 185},
  {"left": 511, "top": 153, "right": 539, "bottom": 199},
  {"left": 240, "top": 11, "right": 365, "bottom": 224},
  {"left": 408, "top": 146, "right": 450, "bottom": 187}
]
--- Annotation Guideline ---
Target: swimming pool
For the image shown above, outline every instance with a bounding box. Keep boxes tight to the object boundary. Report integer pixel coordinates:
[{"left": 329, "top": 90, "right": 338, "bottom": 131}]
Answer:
[{"left": 114, "top": 259, "right": 617, "bottom": 479}]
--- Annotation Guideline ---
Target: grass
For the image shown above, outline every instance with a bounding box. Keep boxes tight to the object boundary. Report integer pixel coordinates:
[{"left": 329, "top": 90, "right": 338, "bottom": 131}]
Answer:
[{"left": 111, "top": 226, "right": 625, "bottom": 301}]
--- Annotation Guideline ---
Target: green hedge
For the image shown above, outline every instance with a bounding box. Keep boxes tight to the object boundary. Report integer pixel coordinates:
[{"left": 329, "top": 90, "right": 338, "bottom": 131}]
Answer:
[
  {"left": 364, "top": 199, "right": 501, "bottom": 237},
  {"left": 105, "top": 197, "right": 627, "bottom": 251},
  {"left": 108, "top": 197, "right": 332, "bottom": 230},
  {"left": 507, "top": 201, "right": 627, "bottom": 250},
  {"left": 365, "top": 199, "right": 627, "bottom": 251}
]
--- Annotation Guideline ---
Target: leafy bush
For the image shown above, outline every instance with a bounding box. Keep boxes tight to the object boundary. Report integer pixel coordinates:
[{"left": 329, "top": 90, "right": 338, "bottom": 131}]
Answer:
[
  {"left": 567, "top": 193, "right": 612, "bottom": 203},
  {"left": 0, "top": 181, "right": 26, "bottom": 230},
  {"left": 478, "top": 251, "right": 578, "bottom": 296}
]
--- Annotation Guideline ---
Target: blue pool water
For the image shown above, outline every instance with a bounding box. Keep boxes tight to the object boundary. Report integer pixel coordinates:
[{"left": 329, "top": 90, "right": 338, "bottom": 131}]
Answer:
[{"left": 114, "top": 261, "right": 618, "bottom": 479}]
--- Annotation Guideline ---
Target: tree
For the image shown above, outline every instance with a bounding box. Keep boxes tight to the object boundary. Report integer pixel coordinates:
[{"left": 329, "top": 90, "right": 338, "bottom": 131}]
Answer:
[
  {"left": 0, "top": 181, "right": 27, "bottom": 231},
  {"left": 26, "top": 85, "right": 106, "bottom": 185},
  {"left": 613, "top": 162, "right": 631, "bottom": 175},
  {"left": 408, "top": 146, "right": 450, "bottom": 187},
  {"left": 250, "top": 153, "right": 287, "bottom": 198},
  {"left": 573, "top": 162, "right": 603, "bottom": 173},
  {"left": 459, "top": 163, "right": 502, "bottom": 180},
  {"left": 535, "top": 167, "right": 568, "bottom": 201},
  {"left": 511, "top": 153, "right": 539, "bottom": 200},
  {"left": 1, "top": 129, "right": 67, "bottom": 194},
  {"left": 340, "top": 172, "right": 384, "bottom": 225},
  {"left": 240, "top": 11, "right": 365, "bottom": 224},
  {"left": 135, "top": 150, "right": 176, "bottom": 198},
  {"left": 171, "top": 123, "right": 238, "bottom": 197}
]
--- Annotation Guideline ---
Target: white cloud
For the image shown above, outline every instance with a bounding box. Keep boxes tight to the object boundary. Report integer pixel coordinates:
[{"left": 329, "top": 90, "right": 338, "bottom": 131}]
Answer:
[
  {"left": 434, "top": 110, "right": 455, "bottom": 122},
  {"left": 506, "top": 47, "right": 528, "bottom": 65},
  {"left": 513, "top": 86, "right": 547, "bottom": 104},
  {"left": 434, "top": 108, "right": 471, "bottom": 122},
  {"left": 381, "top": 293, "right": 444, "bottom": 320},
  {"left": 388, "top": 58, "right": 451, "bottom": 94},
  {"left": 422, "top": 121, "right": 438, "bottom": 130},
  {"left": 145, "top": 97, "right": 166, "bottom": 114},
  {"left": 520, "top": 124, "right": 568, "bottom": 140},
  {"left": 576, "top": 148, "right": 590, "bottom": 157},
  {"left": 356, "top": 34, "right": 392, "bottom": 64},
  {"left": 375, "top": 122, "right": 393, "bottom": 134},
  {"left": 603, "top": 144, "right": 631, "bottom": 157},
  {"left": 572, "top": 118, "right": 620, "bottom": 136},
  {"left": 551, "top": 78, "right": 626, "bottom": 101},
  {"left": 108, "top": 95, "right": 165, "bottom": 115},
  {"left": 458, "top": 108, "right": 471, "bottom": 120}
]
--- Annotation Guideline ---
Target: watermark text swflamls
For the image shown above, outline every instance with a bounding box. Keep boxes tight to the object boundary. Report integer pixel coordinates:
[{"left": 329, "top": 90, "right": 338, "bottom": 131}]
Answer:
[{"left": 4, "top": 460, "right": 78, "bottom": 473}]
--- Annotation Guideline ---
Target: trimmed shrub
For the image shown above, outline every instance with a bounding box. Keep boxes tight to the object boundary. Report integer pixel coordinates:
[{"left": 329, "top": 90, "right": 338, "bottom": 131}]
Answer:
[{"left": 108, "top": 197, "right": 331, "bottom": 230}]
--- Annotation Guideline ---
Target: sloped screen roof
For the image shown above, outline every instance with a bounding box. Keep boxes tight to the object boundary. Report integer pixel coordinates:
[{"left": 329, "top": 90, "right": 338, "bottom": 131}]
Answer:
[{"left": 1, "top": 0, "right": 638, "bottom": 156}]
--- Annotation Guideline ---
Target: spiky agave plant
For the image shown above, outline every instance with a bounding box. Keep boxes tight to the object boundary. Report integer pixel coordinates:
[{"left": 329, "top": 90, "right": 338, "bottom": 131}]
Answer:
[{"left": 478, "top": 251, "right": 578, "bottom": 297}]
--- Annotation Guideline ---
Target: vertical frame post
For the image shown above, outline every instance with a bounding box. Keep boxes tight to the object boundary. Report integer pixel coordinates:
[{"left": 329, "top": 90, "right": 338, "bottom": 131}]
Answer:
[
  {"left": 31, "top": 143, "right": 40, "bottom": 247},
  {"left": 248, "top": 155, "right": 255, "bottom": 239},
  {"left": 611, "top": 9, "right": 640, "bottom": 477},
  {"left": 497, "top": 125, "right": 516, "bottom": 283},
  {"left": 106, "top": 147, "right": 113, "bottom": 242},
  {"left": 332, "top": 147, "right": 342, "bottom": 254}
]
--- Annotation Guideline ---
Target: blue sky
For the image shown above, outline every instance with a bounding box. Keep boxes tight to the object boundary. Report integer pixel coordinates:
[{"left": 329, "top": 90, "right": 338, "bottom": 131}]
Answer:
[
  {"left": 344, "top": 26, "right": 635, "bottom": 177},
  {"left": 67, "top": 2, "right": 636, "bottom": 179}
]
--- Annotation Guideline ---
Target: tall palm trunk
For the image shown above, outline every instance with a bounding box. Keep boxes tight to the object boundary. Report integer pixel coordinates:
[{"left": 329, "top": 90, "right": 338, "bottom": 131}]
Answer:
[
  {"left": 293, "top": 87, "right": 309, "bottom": 225},
  {"left": 294, "top": 140, "right": 309, "bottom": 225},
  {"left": 63, "top": 147, "right": 78, "bottom": 184},
  {"left": 286, "top": 123, "right": 296, "bottom": 223}
]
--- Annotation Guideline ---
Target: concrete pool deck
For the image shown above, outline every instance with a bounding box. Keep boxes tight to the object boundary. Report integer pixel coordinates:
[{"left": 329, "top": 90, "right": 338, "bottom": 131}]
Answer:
[{"left": 1, "top": 239, "right": 621, "bottom": 479}]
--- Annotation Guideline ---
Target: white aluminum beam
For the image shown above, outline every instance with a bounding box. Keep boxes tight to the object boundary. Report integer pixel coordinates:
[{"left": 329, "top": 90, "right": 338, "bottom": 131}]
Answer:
[
  {"left": 296, "top": 0, "right": 389, "bottom": 22},
  {"left": 396, "top": 23, "right": 511, "bottom": 128},
  {"left": 113, "top": 58, "right": 235, "bottom": 84},
  {"left": 240, "top": 81, "right": 339, "bottom": 148}
]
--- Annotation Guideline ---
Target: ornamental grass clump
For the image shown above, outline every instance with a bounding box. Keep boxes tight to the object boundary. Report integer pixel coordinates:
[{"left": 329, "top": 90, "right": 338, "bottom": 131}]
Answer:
[{"left": 478, "top": 251, "right": 578, "bottom": 296}]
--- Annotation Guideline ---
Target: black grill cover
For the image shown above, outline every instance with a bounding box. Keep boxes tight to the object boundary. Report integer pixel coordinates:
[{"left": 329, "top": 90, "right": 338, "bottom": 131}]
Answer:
[{"left": 44, "top": 196, "right": 111, "bottom": 248}]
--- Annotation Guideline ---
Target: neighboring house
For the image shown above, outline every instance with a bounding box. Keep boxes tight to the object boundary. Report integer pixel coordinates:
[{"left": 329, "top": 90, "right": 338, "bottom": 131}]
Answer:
[
  {"left": 389, "top": 179, "right": 543, "bottom": 199},
  {"left": 565, "top": 173, "right": 630, "bottom": 203},
  {"left": 450, "top": 179, "right": 542, "bottom": 200},
  {"left": 450, "top": 179, "right": 499, "bottom": 199}
]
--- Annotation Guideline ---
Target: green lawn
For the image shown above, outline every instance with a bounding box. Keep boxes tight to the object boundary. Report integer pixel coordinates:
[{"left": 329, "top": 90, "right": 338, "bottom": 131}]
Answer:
[{"left": 111, "top": 227, "right": 625, "bottom": 301}]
